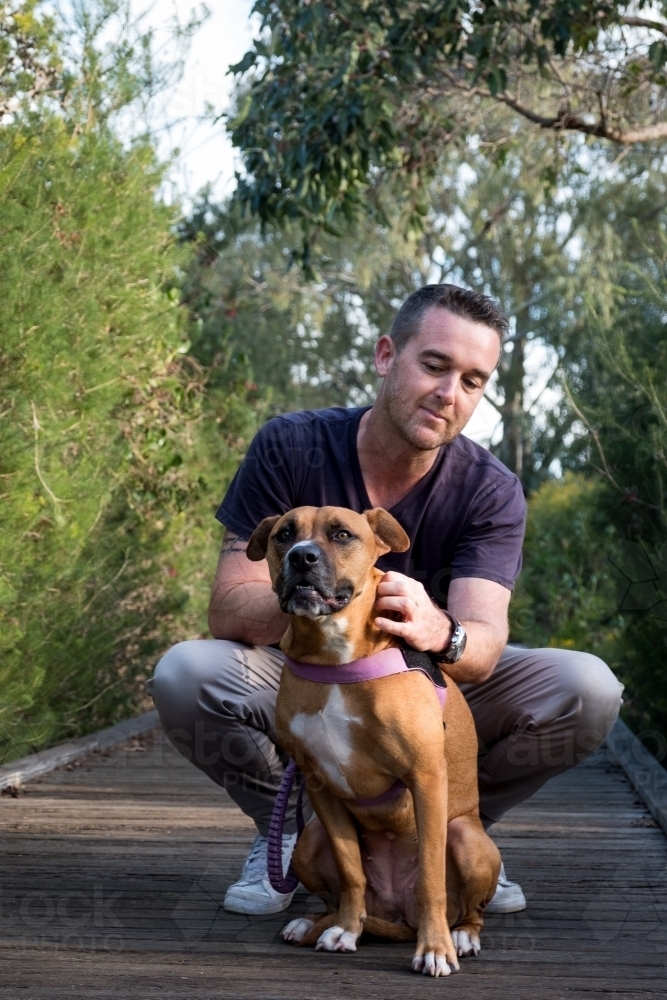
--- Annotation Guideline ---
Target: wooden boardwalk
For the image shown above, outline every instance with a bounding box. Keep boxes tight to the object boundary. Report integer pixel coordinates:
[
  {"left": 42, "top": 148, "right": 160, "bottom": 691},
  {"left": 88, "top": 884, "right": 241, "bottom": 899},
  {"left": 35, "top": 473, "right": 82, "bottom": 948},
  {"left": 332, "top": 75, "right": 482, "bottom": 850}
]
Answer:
[{"left": 1, "top": 729, "right": 666, "bottom": 999}]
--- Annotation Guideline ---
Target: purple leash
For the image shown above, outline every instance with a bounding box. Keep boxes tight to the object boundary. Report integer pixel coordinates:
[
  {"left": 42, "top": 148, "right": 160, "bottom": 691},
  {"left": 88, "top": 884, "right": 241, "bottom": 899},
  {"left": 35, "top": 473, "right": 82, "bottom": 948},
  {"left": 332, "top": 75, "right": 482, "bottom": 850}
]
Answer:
[{"left": 267, "top": 759, "right": 305, "bottom": 894}]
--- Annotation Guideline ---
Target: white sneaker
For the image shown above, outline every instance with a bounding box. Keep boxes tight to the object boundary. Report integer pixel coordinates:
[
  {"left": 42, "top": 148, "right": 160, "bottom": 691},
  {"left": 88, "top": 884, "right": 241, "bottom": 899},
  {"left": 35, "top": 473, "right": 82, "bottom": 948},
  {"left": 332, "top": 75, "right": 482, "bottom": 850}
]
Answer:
[
  {"left": 223, "top": 832, "right": 298, "bottom": 915},
  {"left": 485, "top": 862, "right": 527, "bottom": 914}
]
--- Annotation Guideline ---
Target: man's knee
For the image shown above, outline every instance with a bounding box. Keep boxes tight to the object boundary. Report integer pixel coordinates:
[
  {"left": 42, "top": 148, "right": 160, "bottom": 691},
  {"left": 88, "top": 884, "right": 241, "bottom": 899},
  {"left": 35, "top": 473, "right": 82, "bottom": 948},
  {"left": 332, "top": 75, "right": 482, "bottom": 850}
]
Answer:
[
  {"left": 552, "top": 649, "right": 623, "bottom": 756},
  {"left": 149, "top": 639, "right": 240, "bottom": 733}
]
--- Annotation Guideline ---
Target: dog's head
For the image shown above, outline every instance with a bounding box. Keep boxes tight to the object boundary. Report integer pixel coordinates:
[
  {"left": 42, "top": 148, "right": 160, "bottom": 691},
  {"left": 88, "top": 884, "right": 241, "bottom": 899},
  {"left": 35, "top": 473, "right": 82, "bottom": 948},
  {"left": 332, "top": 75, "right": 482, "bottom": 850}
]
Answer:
[{"left": 247, "top": 506, "right": 410, "bottom": 618}]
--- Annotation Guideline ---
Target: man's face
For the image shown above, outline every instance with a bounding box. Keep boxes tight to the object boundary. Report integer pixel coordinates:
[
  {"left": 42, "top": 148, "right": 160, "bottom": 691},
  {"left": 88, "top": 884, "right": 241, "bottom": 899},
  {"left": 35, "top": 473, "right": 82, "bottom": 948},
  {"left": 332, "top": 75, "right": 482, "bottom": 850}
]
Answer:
[{"left": 375, "top": 307, "right": 501, "bottom": 451}]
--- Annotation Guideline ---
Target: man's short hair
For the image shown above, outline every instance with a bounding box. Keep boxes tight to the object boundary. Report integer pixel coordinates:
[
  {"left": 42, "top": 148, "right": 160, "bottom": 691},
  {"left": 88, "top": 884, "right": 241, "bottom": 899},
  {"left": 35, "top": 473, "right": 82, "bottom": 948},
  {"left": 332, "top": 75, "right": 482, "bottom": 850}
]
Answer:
[{"left": 390, "top": 284, "right": 508, "bottom": 350}]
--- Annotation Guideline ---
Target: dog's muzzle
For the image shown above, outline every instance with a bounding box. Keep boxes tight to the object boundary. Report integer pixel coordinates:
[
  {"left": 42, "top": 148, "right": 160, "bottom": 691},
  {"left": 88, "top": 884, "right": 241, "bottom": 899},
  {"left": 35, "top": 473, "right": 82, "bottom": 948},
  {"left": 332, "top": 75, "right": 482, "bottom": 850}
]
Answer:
[{"left": 278, "top": 541, "right": 352, "bottom": 617}]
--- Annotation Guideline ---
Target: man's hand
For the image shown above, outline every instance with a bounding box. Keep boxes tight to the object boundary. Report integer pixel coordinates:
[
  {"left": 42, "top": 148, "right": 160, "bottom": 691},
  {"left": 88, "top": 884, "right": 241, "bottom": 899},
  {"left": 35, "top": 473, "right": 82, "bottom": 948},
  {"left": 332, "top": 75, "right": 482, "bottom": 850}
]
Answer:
[
  {"left": 374, "top": 571, "right": 511, "bottom": 683},
  {"left": 374, "top": 572, "right": 452, "bottom": 653}
]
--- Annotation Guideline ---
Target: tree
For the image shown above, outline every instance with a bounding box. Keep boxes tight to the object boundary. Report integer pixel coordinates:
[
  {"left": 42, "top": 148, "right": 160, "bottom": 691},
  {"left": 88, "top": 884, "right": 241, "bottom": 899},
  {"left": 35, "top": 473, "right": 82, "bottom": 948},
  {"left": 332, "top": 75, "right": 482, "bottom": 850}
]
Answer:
[
  {"left": 560, "top": 148, "right": 667, "bottom": 536},
  {"left": 183, "top": 131, "right": 625, "bottom": 491},
  {"left": 0, "top": 2, "right": 255, "bottom": 763},
  {"left": 180, "top": 190, "right": 415, "bottom": 410},
  {"left": 509, "top": 474, "right": 621, "bottom": 658},
  {"left": 552, "top": 148, "right": 667, "bottom": 734},
  {"left": 0, "top": 0, "right": 61, "bottom": 114},
  {"left": 428, "top": 135, "right": 626, "bottom": 491},
  {"left": 227, "top": 1, "right": 667, "bottom": 240}
]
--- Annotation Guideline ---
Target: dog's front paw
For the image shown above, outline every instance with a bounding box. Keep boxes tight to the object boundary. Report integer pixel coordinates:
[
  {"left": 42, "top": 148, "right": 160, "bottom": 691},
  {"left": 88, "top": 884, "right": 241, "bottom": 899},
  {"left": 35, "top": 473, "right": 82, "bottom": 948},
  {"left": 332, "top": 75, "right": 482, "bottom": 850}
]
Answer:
[
  {"left": 281, "top": 918, "right": 315, "bottom": 944},
  {"left": 411, "top": 950, "right": 458, "bottom": 977},
  {"left": 451, "top": 928, "right": 480, "bottom": 957},
  {"left": 315, "top": 925, "right": 359, "bottom": 952}
]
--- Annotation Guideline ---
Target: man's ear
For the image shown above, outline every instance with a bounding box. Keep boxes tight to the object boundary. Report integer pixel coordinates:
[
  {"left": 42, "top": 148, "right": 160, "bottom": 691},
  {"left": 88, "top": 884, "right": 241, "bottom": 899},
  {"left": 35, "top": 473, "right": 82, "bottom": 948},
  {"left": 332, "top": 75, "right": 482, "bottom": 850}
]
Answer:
[
  {"left": 364, "top": 508, "right": 410, "bottom": 554},
  {"left": 247, "top": 515, "right": 281, "bottom": 561}
]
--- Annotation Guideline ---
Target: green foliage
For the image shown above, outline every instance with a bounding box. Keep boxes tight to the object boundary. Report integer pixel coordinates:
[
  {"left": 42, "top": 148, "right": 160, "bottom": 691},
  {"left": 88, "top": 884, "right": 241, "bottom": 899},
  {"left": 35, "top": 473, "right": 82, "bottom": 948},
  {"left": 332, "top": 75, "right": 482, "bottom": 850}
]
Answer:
[
  {"left": 228, "top": 0, "right": 667, "bottom": 244},
  {"left": 180, "top": 190, "right": 420, "bottom": 409},
  {"left": 0, "top": 115, "right": 165, "bottom": 759},
  {"left": 572, "top": 218, "right": 667, "bottom": 541},
  {"left": 182, "top": 134, "right": 621, "bottom": 493},
  {"left": 510, "top": 475, "right": 621, "bottom": 657},
  {"left": 0, "top": 0, "right": 62, "bottom": 113},
  {"left": 0, "top": 3, "right": 259, "bottom": 763},
  {"left": 561, "top": 165, "right": 667, "bottom": 737},
  {"left": 417, "top": 135, "right": 614, "bottom": 492},
  {"left": 4, "top": 0, "right": 667, "bottom": 765},
  {"left": 606, "top": 536, "right": 667, "bottom": 734},
  {"left": 61, "top": 0, "right": 209, "bottom": 127},
  {"left": 511, "top": 473, "right": 667, "bottom": 738}
]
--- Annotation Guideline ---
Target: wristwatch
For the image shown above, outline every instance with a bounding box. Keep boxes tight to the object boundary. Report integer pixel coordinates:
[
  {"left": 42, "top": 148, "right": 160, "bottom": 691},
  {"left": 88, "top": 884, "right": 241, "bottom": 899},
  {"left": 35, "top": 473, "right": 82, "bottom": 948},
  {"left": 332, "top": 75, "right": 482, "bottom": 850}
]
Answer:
[{"left": 433, "top": 610, "right": 467, "bottom": 664}]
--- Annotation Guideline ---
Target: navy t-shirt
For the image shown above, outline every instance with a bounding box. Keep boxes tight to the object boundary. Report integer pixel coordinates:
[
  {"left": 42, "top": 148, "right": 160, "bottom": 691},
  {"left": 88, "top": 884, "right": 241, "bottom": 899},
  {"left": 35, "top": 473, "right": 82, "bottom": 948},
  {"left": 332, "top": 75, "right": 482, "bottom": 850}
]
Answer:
[{"left": 216, "top": 407, "right": 526, "bottom": 605}]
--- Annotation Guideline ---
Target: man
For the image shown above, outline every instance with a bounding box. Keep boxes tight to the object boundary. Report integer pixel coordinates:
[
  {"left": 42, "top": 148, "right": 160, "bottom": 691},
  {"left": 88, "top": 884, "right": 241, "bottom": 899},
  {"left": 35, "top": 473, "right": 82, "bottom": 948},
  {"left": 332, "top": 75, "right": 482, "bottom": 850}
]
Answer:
[{"left": 148, "top": 284, "right": 622, "bottom": 917}]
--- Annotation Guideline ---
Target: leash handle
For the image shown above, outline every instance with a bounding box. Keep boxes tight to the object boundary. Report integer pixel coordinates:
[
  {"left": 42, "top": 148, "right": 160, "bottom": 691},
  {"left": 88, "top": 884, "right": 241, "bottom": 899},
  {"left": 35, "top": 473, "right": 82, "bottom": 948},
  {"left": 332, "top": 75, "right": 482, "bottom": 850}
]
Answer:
[{"left": 267, "top": 758, "right": 303, "bottom": 894}]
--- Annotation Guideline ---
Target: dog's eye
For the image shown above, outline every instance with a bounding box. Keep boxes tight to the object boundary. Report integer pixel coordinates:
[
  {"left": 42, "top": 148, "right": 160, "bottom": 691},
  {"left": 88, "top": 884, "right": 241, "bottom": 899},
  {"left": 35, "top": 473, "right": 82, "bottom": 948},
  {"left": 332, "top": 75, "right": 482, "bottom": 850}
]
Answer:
[
  {"left": 275, "top": 528, "right": 293, "bottom": 543},
  {"left": 333, "top": 530, "right": 352, "bottom": 541}
]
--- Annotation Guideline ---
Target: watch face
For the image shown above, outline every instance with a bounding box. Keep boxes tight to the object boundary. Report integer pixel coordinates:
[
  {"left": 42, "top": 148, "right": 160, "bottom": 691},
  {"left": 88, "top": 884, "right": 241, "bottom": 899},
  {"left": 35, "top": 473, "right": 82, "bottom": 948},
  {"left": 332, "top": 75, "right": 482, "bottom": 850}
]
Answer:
[
  {"left": 452, "top": 627, "right": 467, "bottom": 661},
  {"left": 447, "top": 625, "right": 467, "bottom": 663}
]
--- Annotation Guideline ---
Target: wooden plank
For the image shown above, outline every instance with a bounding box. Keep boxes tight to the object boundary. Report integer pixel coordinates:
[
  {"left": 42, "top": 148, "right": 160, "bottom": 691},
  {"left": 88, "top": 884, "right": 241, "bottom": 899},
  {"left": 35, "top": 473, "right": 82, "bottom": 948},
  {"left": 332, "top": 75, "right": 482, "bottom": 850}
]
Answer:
[{"left": 0, "top": 710, "right": 160, "bottom": 792}]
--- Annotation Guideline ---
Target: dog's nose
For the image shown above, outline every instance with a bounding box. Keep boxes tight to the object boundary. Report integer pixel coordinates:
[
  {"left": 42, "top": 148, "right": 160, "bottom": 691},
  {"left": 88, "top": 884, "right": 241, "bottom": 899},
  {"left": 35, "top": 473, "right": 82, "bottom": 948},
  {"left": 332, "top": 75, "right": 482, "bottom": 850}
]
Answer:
[{"left": 288, "top": 543, "right": 320, "bottom": 571}]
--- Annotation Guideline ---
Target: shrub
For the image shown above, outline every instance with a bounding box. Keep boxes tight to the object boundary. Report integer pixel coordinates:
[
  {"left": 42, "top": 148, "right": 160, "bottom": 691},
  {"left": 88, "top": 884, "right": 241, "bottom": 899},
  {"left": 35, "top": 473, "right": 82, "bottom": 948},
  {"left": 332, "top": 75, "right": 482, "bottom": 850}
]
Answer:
[
  {"left": 511, "top": 473, "right": 667, "bottom": 743},
  {"left": 0, "top": 111, "right": 260, "bottom": 762},
  {"left": 510, "top": 474, "right": 622, "bottom": 666}
]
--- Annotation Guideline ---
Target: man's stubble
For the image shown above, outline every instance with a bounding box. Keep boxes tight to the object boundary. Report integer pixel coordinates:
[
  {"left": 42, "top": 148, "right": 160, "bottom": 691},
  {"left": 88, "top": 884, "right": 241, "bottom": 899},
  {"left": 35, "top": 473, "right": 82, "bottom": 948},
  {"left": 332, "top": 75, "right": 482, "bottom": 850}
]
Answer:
[{"left": 382, "top": 375, "right": 468, "bottom": 453}]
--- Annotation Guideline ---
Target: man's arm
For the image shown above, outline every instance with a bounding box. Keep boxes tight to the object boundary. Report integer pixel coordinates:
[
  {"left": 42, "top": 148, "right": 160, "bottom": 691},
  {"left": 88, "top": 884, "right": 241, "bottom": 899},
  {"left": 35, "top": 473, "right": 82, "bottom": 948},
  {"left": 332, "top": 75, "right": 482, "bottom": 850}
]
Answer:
[
  {"left": 374, "top": 573, "right": 509, "bottom": 684},
  {"left": 208, "top": 531, "right": 288, "bottom": 645}
]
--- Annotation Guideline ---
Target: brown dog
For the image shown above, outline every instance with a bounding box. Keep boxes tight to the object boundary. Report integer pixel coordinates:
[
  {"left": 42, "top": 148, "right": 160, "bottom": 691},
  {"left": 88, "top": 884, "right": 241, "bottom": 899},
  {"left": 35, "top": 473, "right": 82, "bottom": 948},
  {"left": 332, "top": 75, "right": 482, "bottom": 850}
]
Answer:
[{"left": 247, "top": 505, "right": 500, "bottom": 977}]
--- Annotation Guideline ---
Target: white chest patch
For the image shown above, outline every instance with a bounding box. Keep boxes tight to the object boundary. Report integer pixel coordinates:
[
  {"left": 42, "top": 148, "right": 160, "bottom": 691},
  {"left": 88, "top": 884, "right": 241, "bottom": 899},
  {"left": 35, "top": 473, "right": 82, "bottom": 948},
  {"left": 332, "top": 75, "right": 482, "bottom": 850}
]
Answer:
[
  {"left": 317, "top": 615, "right": 353, "bottom": 664},
  {"left": 289, "top": 685, "right": 362, "bottom": 795}
]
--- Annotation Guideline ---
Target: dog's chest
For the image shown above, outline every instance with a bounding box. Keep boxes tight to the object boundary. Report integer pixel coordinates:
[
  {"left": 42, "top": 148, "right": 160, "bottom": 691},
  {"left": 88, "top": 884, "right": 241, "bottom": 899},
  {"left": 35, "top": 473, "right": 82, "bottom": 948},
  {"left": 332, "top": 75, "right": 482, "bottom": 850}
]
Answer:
[
  {"left": 288, "top": 685, "right": 362, "bottom": 796},
  {"left": 316, "top": 616, "right": 353, "bottom": 663}
]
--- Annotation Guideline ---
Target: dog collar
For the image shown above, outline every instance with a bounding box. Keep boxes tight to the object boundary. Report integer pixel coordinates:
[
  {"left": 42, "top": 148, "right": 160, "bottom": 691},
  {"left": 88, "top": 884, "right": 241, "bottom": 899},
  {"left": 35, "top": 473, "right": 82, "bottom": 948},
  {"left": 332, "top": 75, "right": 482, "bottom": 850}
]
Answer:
[{"left": 283, "top": 646, "right": 447, "bottom": 710}]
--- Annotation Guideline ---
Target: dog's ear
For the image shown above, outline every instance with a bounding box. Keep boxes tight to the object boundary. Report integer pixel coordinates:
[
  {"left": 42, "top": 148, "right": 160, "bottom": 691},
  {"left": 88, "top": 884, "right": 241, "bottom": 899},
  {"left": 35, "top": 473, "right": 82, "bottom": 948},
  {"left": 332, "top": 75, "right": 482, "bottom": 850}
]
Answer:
[
  {"left": 246, "top": 515, "right": 281, "bottom": 561},
  {"left": 364, "top": 508, "right": 410, "bottom": 554}
]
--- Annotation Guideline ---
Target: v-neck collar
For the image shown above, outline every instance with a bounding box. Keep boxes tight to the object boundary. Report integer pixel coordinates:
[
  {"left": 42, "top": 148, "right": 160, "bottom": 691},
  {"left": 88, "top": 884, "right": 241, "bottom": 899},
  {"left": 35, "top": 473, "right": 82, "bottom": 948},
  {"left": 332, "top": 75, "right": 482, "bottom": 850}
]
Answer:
[{"left": 348, "top": 406, "right": 448, "bottom": 516}]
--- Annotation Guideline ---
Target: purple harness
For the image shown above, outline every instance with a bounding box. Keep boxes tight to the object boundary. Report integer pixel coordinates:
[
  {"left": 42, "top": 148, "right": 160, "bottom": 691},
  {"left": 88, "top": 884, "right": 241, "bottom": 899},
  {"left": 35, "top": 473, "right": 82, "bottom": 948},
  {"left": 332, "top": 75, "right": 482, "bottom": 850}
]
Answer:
[
  {"left": 284, "top": 647, "right": 447, "bottom": 707},
  {"left": 267, "top": 646, "right": 447, "bottom": 893}
]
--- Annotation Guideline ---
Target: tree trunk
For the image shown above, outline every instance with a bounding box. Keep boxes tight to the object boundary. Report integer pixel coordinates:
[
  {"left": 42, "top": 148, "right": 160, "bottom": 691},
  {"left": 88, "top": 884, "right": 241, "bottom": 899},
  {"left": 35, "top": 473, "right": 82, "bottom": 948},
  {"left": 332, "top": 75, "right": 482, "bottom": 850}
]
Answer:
[{"left": 493, "top": 327, "right": 531, "bottom": 493}]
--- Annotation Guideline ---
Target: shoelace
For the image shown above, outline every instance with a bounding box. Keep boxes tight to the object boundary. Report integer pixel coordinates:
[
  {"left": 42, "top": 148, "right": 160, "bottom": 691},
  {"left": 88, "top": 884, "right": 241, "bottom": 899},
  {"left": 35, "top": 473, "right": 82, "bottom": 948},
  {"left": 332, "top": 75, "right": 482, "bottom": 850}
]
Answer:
[
  {"left": 239, "top": 836, "right": 269, "bottom": 881},
  {"left": 240, "top": 835, "right": 293, "bottom": 883}
]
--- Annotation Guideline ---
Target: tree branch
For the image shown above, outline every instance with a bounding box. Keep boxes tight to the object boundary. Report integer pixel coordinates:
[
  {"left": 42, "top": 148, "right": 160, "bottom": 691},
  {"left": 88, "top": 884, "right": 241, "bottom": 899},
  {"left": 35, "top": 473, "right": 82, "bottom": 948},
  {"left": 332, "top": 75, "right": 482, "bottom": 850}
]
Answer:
[
  {"left": 496, "top": 89, "right": 667, "bottom": 145},
  {"left": 526, "top": 363, "right": 561, "bottom": 411},
  {"left": 620, "top": 16, "right": 667, "bottom": 38},
  {"left": 440, "top": 68, "right": 667, "bottom": 145},
  {"left": 560, "top": 374, "right": 660, "bottom": 510},
  {"left": 439, "top": 195, "right": 517, "bottom": 282},
  {"left": 483, "top": 392, "right": 504, "bottom": 414},
  {"left": 533, "top": 413, "right": 577, "bottom": 473},
  {"left": 0, "top": 68, "right": 58, "bottom": 118}
]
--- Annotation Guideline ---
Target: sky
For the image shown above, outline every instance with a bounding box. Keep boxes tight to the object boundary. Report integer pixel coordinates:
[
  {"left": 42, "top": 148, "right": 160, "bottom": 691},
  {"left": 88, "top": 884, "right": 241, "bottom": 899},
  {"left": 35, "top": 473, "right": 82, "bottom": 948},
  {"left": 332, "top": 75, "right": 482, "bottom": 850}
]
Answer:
[
  {"left": 140, "top": 0, "right": 504, "bottom": 445},
  {"left": 143, "top": 0, "right": 256, "bottom": 201}
]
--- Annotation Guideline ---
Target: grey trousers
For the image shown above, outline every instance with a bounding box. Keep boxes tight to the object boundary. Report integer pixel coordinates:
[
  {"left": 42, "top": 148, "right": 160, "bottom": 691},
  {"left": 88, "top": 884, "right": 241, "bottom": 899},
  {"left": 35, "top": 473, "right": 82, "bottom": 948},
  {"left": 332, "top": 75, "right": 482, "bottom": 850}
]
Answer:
[{"left": 147, "top": 641, "right": 623, "bottom": 836}]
